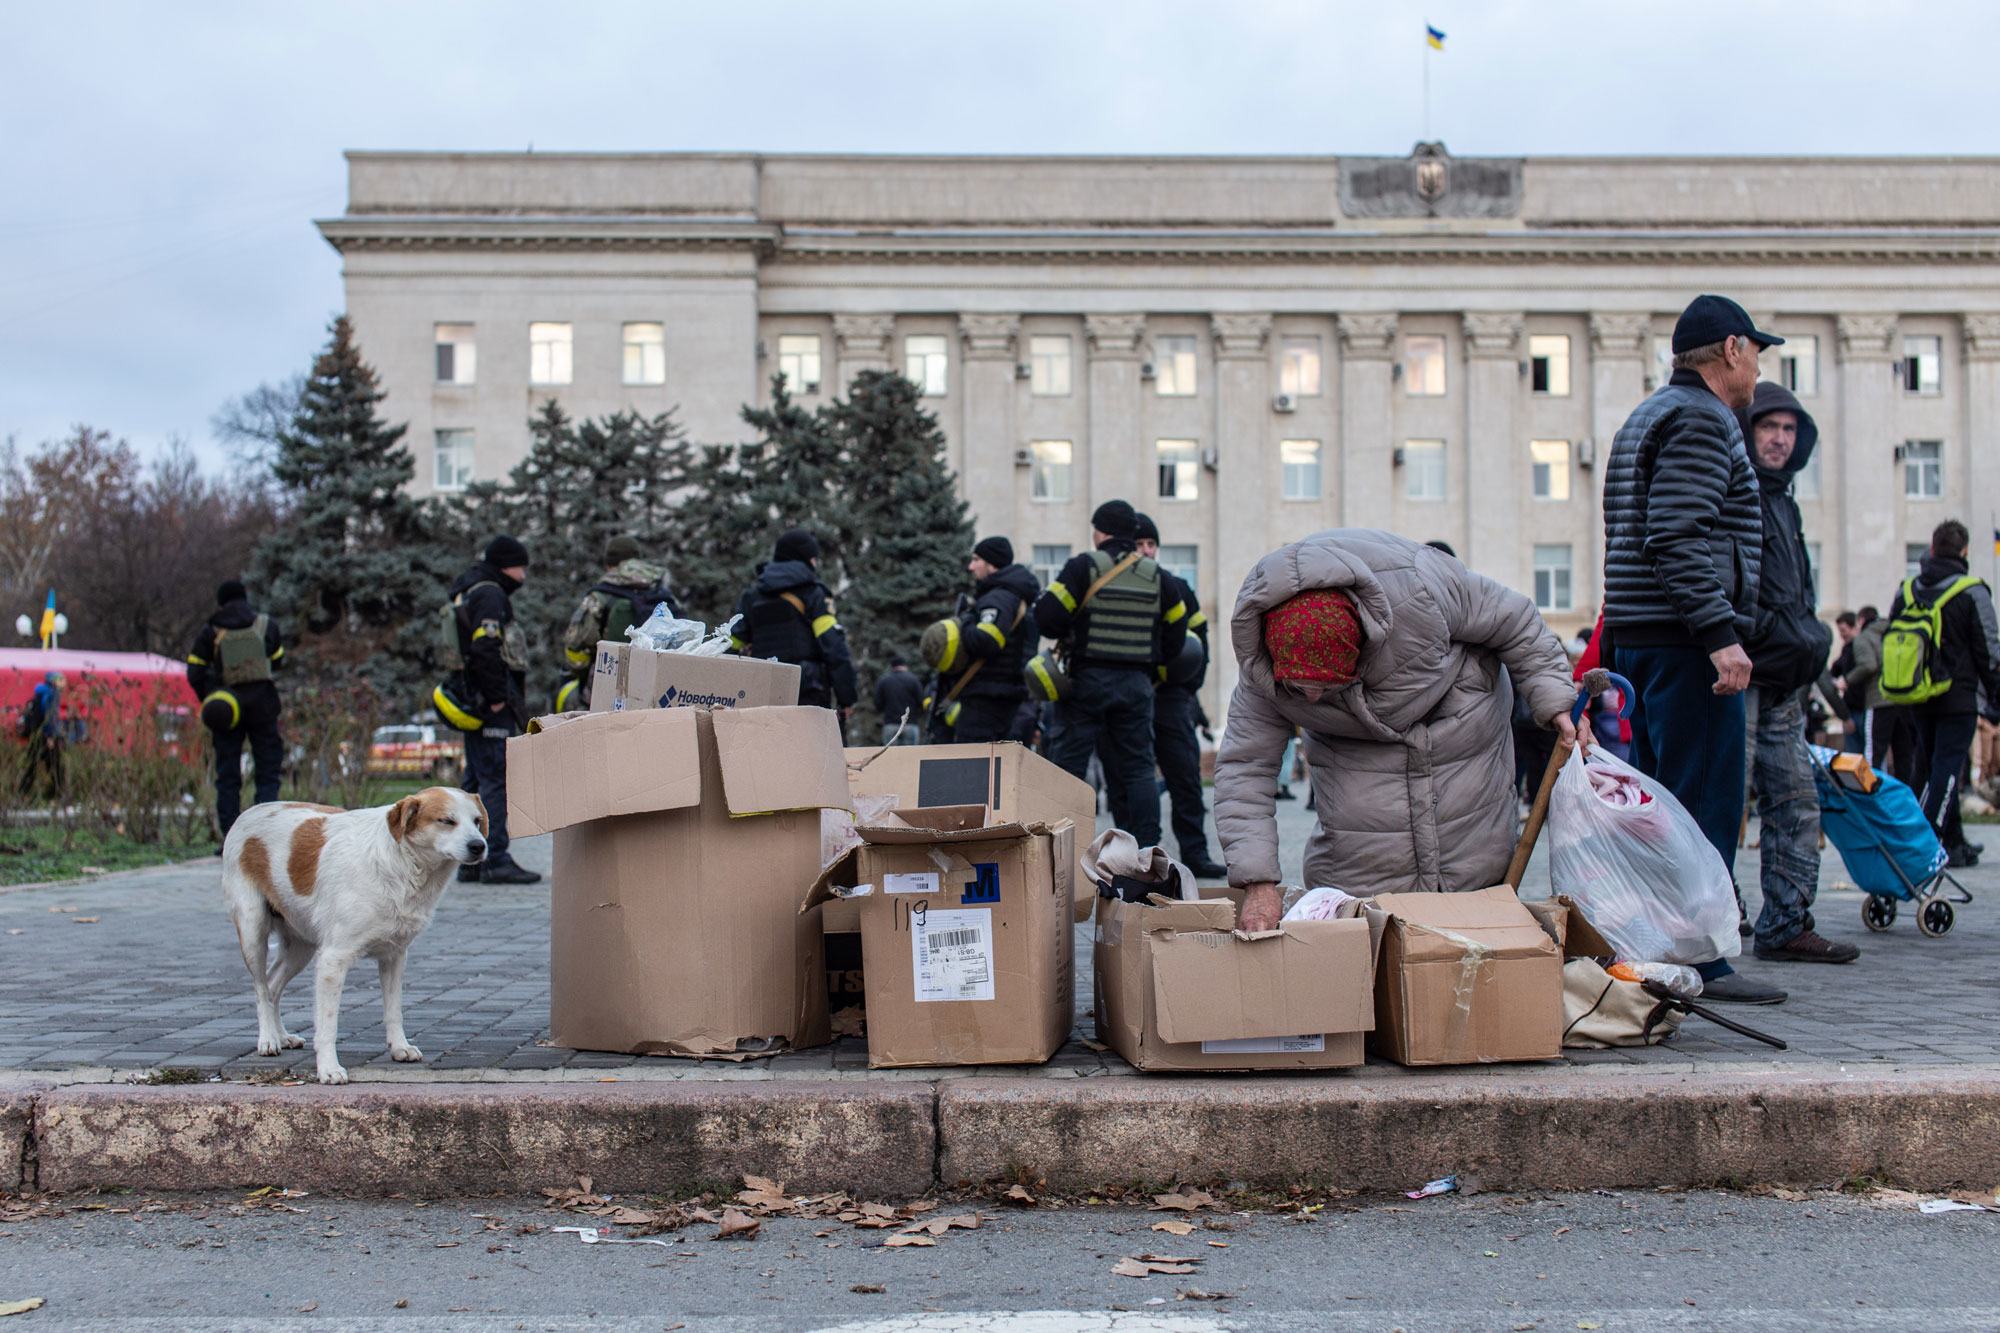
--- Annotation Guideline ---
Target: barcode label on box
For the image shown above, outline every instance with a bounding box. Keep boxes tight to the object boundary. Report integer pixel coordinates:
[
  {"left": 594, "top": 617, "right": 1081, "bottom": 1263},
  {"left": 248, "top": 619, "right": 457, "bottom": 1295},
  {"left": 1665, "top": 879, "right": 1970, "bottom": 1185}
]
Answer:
[
  {"left": 1198, "top": 1034, "right": 1326, "bottom": 1055},
  {"left": 884, "top": 872, "right": 940, "bottom": 895},
  {"left": 911, "top": 907, "right": 994, "bottom": 1003}
]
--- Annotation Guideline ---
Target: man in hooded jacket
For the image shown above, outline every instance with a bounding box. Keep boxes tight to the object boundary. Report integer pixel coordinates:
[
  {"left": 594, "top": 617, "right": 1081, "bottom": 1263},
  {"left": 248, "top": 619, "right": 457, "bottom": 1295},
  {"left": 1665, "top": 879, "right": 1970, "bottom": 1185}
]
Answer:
[
  {"left": 730, "top": 528, "right": 858, "bottom": 723},
  {"left": 926, "top": 536, "right": 1040, "bottom": 743},
  {"left": 1736, "top": 382, "right": 1857, "bottom": 963},
  {"left": 1212, "top": 530, "right": 1577, "bottom": 933}
]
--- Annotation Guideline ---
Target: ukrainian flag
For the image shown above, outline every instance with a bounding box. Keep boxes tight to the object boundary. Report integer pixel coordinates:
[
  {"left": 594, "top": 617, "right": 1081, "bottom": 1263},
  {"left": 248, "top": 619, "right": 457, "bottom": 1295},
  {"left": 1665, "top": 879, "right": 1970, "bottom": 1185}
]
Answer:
[
  {"left": 38, "top": 590, "right": 55, "bottom": 646},
  {"left": 1426, "top": 24, "right": 1446, "bottom": 50}
]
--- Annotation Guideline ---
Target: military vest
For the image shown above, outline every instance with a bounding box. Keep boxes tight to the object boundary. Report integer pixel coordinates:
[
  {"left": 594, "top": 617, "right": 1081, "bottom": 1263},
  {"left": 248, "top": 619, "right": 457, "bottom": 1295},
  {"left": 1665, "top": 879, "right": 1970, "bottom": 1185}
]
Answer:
[
  {"left": 216, "top": 615, "right": 273, "bottom": 685},
  {"left": 1074, "top": 551, "right": 1162, "bottom": 665}
]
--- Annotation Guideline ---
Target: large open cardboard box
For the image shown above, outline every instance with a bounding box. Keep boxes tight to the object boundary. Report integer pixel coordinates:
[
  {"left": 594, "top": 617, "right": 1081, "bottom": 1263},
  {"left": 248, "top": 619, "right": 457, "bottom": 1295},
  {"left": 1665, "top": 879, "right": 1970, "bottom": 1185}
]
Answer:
[
  {"left": 804, "top": 805, "right": 1075, "bottom": 1068},
  {"left": 508, "top": 705, "right": 848, "bottom": 1057},
  {"left": 1095, "top": 893, "right": 1375, "bottom": 1072},
  {"left": 1365, "top": 885, "right": 1564, "bottom": 1066},
  {"left": 590, "top": 641, "right": 800, "bottom": 713}
]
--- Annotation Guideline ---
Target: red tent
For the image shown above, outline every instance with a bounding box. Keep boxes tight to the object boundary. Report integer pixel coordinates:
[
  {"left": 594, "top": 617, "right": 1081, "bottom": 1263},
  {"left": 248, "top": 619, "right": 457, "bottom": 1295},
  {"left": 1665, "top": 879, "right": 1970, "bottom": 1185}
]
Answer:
[{"left": 1, "top": 647, "right": 198, "bottom": 761}]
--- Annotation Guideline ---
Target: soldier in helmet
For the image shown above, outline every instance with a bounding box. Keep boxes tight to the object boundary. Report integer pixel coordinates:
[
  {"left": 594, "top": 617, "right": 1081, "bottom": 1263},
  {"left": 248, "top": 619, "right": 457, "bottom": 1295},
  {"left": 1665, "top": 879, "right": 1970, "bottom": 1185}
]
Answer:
[
  {"left": 1134, "top": 513, "right": 1226, "bottom": 879},
  {"left": 187, "top": 579, "right": 286, "bottom": 839},
  {"left": 920, "top": 536, "right": 1040, "bottom": 743},
  {"left": 559, "top": 535, "right": 679, "bottom": 710}
]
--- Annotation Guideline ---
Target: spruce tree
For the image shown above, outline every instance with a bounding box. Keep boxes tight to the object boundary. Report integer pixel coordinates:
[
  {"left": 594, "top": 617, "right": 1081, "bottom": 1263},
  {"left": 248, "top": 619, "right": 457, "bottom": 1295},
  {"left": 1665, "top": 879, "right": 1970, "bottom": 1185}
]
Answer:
[{"left": 253, "top": 316, "right": 448, "bottom": 702}]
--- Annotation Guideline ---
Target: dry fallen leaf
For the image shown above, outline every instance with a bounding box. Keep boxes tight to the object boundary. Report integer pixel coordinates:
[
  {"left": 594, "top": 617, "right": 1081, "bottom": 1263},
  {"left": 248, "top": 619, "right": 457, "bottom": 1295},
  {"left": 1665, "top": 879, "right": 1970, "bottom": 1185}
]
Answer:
[
  {"left": 714, "top": 1208, "right": 760, "bottom": 1241},
  {"left": 883, "top": 1233, "right": 935, "bottom": 1248},
  {"left": 1112, "top": 1257, "right": 1197, "bottom": 1278},
  {"left": 1002, "top": 1185, "right": 1037, "bottom": 1207},
  {"left": 1178, "top": 1289, "right": 1231, "bottom": 1302},
  {"left": 296, "top": 1301, "right": 318, "bottom": 1313},
  {"left": 1150, "top": 1189, "right": 1217, "bottom": 1213},
  {"left": 73, "top": 917, "right": 100, "bottom": 925},
  {"left": 1206, "top": 1241, "right": 1229, "bottom": 1249},
  {"left": 850, "top": 1284, "right": 885, "bottom": 1294},
  {"left": 0, "top": 1300, "right": 45, "bottom": 1318},
  {"left": 1152, "top": 1220, "right": 1196, "bottom": 1236},
  {"left": 743, "top": 1174, "right": 785, "bottom": 1195},
  {"left": 393, "top": 1298, "right": 409, "bottom": 1309}
]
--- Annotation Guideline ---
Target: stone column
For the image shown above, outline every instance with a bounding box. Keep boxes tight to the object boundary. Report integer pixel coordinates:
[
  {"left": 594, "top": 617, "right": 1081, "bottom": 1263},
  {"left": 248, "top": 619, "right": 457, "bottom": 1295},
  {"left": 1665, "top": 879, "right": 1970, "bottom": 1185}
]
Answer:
[
  {"left": 831, "top": 314, "right": 894, "bottom": 384},
  {"left": 1587, "top": 313, "right": 1652, "bottom": 614},
  {"left": 1964, "top": 315, "right": 2000, "bottom": 587},
  {"left": 1084, "top": 314, "right": 1147, "bottom": 510},
  {"left": 1836, "top": 314, "right": 1900, "bottom": 611},
  {"left": 1463, "top": 312, "right": 1526, "bottom": 591},
  {"left": 1210, "top": 313, "right": 1274, "bottom": 710},
  {"left": 957, "top": 314, "right": 1021, "bottom": 536},
  {"left": 1337, "top": 313, "right": 1398, "bottom": 530}
]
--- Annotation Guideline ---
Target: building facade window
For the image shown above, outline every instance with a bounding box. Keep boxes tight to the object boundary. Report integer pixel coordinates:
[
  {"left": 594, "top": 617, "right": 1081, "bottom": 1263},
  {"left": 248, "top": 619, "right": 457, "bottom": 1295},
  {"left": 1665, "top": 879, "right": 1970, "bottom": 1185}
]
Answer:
[
  {"left": 1280, "top": 336, "right": 1322, "bottom": 397},
  {"left": 1533, "top": 543, "right": 1574, "bottom": 612},
  {"left": 434, "top": 323, "right": 476, "bottom": 385},
  {"left": 1529, "top": 335, "right": 1571, "bottom": 396},
  {"left": 1903, "top": 440, "right": 1943, "bottom": 498},
  {"left": 1404, "top": 335, "right": 1447, "bottom": 396},
  {"left": 1156, "top": 439, "right": 1200, "bottom": 500},
  {"left": 622, "top": 322, "right": 665, "bottom": 385},
  {"left": 434, "top": 429, "right": 474, "bottom": 493},
  {"left": 1031, "top": 544, "right": 1071, "bottom": 590},
  {"left": 529, "top": 322, "right": 572, "bottom": 385},
  {"left": 905, "top": 335, "right": 949, "bottom": 395},
  {"left": 1280, "top": 439, "right": 1321, "bottom": 501},
  {"left": 1029, "top": 440, "right": 1072, "bottom": 502},
  {"left": 777, "top": 334, "right": 822, "bottom": 393},
  {"left": 1153, "top": 335, "right": 1197, "bottom": 396},
  {"left": 1403, "top": 439, "right": 1446, "bottom": 500},
  {"left": 1901, "top": 335, "right": 1941, "bottom": 395},
  {"left": 1157, "top": 544, "right": 1199, "bottom": 591},
  {"left": 1530, "top": 439, "right": 1571, "bottom": 501},
  {"left": 1029, "top": 335, "right": 1071, "bottom": 396},
  {"left": 1775, "top": 335, "right": 1818, "bottom": 395}
]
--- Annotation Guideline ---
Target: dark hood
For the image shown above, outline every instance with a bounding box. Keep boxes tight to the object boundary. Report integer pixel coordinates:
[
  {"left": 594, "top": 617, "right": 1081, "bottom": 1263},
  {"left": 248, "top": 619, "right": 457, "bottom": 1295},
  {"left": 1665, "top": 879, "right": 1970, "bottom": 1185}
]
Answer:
[
  {"left": 211, "top": 599, "right": 260, "bottom": 630},
  {"left": 1916, "top": 551, "right": 1971, "bottom": 594},
  {"left": 1737, "top": 381, "right": 1819, "bottom": 491},
  {"left": 452, "top": 560, "right": 521, "bottom": 598},
  {"left": 755, "top": 559, "right": 819, "bottom": 594},
  {"left": 978, "top": 563, "right": 1041, "bottom": 603}
]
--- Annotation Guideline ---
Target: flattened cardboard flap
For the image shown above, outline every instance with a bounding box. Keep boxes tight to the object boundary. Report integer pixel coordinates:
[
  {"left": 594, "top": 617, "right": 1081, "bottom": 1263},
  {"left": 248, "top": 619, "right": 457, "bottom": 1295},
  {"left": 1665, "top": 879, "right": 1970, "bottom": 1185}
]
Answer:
[
  {"left": 1373, "top": 885, "right": 1559, "bottom": 964},
  {"left": 1150, "top": 918, "right": 1374, "bottom": 1045},
  {"left": 711, "top": 706, "right": 852, "bottom": 816},
  {"left": 856, "top": 804, "right": 1038, "bottom": 845},
  {"left": 801, "top": 846, "right": 861, "bottom": 914},
  {"left": 506, "top": 706, "right": 703, "bottom": 837}
]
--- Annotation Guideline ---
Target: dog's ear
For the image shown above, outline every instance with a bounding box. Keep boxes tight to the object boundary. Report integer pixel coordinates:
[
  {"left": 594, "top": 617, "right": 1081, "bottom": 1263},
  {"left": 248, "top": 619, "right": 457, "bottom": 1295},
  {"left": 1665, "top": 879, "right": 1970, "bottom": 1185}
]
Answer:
[
  {"left": 469, "top": 794, "right": 489, "bottom": 838},
  {"left": 387, "top": 796, "right": 421, "bottom": 842}
]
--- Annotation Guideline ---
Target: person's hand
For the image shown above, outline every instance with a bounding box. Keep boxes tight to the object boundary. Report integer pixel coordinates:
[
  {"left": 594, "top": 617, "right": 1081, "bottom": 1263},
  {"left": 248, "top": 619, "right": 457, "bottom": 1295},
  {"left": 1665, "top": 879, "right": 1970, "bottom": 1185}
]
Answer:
[
  {"left": 487, "top": 701, "right": 507, "bottom": 714},
  {"left": 841, "top": 706, "right": 853, "bottom": 721},
  {"left": 1200, "top": 726, "right": 1216, "bottom": 743},
  {"left": 1709, "top": 643, "right": 1752, "bottom": 696},
  {"left": 1238, "top": 882, "right": 1283, "bottom": 933},
  {"left": 1553, "top": 709, "right": 1589, "bottom": 755}
]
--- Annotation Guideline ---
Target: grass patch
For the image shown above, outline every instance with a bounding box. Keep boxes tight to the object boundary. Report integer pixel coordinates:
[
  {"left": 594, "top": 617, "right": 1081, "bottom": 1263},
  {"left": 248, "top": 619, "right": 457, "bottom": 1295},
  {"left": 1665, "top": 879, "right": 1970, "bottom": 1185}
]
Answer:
[{"left": 0, "top": 823, "right": 213, "bottom": 887}]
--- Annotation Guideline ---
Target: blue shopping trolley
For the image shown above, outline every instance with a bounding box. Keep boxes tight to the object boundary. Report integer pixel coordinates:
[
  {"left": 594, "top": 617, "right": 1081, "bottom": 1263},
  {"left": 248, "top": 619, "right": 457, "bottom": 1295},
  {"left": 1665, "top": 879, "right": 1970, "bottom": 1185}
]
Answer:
[{"left": 1809, "top": 746, "right": 1971, "bottom": 937}]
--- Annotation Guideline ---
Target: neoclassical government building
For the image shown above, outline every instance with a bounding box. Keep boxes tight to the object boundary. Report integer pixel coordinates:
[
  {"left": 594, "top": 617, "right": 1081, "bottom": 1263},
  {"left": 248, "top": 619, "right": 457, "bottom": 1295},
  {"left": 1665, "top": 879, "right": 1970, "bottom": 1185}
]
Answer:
[{"left": 321, "top": 148, "right": 2000, "bottom": 708}]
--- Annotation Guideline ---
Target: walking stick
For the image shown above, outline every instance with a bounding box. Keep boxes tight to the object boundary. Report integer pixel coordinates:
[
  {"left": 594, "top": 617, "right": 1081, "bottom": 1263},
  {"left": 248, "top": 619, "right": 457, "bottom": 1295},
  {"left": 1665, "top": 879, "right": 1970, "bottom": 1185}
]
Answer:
[{"left": 1504, "top": 668, "right": 1631, "bottom": 889}]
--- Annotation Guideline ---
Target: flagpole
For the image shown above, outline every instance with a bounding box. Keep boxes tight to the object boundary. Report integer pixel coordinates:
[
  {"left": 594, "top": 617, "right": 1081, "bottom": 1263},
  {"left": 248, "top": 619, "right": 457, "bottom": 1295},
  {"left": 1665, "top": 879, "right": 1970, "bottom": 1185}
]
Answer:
[{"left": 1423, "top": 24, "right": 1431, "bottom": 140}]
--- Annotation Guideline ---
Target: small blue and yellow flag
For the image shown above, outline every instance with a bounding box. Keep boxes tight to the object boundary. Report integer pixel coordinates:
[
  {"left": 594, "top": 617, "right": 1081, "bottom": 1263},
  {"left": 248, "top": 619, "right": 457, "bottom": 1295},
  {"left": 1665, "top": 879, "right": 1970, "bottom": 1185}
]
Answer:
[
  {"left": 1426, "top": 24, "right": 1446, "bottom": 50},
  {"left": 38, "top": 590, "right": 56, "bottom": 647}
]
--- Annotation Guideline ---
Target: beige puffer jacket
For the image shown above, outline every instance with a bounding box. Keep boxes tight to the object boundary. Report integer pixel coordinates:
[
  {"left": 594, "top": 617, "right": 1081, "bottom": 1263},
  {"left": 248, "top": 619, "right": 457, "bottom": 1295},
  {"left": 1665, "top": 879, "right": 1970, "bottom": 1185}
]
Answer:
[{"left": 1214, "top": 530, "right": 1575, "bottom": 896}]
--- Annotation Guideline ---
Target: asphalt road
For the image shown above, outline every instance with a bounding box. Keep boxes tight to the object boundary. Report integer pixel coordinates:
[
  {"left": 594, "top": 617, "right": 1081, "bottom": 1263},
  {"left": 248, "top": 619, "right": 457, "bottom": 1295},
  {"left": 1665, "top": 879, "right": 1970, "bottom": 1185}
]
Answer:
[{"left": 0, "top": 1189, "right": 1995, "bottom": 1329}]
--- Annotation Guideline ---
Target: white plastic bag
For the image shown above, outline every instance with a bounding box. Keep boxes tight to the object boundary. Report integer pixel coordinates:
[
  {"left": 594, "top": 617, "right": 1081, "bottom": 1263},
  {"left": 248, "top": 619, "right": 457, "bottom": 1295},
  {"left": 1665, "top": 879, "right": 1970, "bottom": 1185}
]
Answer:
[
  {"left": 626, "top": 605, "right": 706, "bottom": 652},
  {"left": 1548, "top": 746, "right": 1741, "bottom": 966}
]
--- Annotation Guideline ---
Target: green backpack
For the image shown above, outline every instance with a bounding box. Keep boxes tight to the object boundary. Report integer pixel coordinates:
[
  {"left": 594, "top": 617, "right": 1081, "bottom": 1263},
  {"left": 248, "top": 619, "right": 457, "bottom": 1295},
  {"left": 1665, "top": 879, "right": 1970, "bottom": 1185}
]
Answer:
[{"left": 1879, "top": 574, "right": 1982, "bottom": 705}]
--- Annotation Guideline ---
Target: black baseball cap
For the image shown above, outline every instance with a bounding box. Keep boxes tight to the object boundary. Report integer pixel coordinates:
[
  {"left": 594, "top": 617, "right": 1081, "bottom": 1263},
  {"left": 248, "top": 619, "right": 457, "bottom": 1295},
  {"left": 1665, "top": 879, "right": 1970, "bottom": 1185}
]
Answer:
[{"left": 1672, "top": 295, "right": 1784, "bottom": 355}]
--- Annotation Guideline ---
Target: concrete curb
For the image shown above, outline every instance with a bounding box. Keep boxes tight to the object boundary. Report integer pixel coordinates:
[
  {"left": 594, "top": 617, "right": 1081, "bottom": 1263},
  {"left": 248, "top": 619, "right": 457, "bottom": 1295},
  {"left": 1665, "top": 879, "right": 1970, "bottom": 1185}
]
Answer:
[
  {"left": 15, "top": 1069, "right": 2000, "bottom": 1198},
  {"left": 939, "top": 1068, "right": 2000, "bottom": 1193},
  {"left": 32, "top": 1081, "right": 936, "bottom": 1197}
]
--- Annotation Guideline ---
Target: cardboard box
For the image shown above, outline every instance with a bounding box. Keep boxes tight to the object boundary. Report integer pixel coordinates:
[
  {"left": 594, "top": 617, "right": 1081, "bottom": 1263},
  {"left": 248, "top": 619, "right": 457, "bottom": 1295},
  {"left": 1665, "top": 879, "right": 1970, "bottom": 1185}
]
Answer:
[
  {"left": 1094, "top": 893, "right": 1375, "bottom": 1072},
  {"left": 804, "top": 805, "right": 1075, "bottom": 1068},
  {"left": 596, "top": 645, "right": 801, "bottom": 713},
  {"left": 1366, "top": 885, "right": 1564, "bottom": 1067},
  {"left": 843, "top": 741, "right": 1097, "bottom": 920},
  {"left": 508, "top": 705, "right": 849, "bottom": 1057}
]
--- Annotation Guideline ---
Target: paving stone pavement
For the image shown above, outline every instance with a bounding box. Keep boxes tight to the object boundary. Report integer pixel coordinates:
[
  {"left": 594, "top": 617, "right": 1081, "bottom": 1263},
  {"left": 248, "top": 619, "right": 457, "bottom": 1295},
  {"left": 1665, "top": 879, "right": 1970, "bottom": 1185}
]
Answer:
[{"left": 0, "top": 790, "right": 1993, "bottom": 1082}]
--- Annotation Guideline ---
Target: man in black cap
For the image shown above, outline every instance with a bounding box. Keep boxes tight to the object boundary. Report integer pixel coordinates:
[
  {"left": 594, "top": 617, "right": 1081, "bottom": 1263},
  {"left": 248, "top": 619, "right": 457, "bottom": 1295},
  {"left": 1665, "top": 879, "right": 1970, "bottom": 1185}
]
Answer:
[
  {"left": 730, "top": 528, "right": 857, "bottom": 727},
  {"left": 1603, "top": 295, "right": 1781, "bottom": 1003},
  {"left": 445, "top": 535, "right": 540, "bottom": 885},
  {"left": 187, "top": 579, "right": 286, "bottom": 839},
  {"left": 1133, "top": 512, "right": 1226, "bottom": 878},
  {"left": 923, "top": 536, "right": 1041, "bottom": 743},
  {"left": 1034, "top": 500, "right": 1190, "bottom": 846}
]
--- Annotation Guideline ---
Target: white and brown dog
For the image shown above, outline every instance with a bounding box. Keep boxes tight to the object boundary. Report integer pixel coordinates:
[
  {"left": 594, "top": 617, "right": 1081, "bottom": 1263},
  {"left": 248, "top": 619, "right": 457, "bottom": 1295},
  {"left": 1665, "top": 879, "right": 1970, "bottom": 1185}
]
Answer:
[{"left": 221, "top": 788, "right": 488, "bottom": 1084}]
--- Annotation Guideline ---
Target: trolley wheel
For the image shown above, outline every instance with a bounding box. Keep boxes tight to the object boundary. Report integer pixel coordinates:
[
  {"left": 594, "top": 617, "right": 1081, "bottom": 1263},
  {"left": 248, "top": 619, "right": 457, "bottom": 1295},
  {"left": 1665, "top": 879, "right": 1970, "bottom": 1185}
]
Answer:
[
  {"left": 1861, "top": 895, "right": 1897, "bottom": 932},
  {"left": 1917, "top": 896, "right": 1956, "bottom": 938}
]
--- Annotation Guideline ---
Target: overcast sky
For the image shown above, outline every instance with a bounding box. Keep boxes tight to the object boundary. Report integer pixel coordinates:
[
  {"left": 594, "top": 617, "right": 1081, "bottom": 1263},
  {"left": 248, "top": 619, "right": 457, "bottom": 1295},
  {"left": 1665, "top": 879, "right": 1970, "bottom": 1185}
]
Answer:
[{"left": 4, "top": 1, "right": 1996, "bottom": 469}]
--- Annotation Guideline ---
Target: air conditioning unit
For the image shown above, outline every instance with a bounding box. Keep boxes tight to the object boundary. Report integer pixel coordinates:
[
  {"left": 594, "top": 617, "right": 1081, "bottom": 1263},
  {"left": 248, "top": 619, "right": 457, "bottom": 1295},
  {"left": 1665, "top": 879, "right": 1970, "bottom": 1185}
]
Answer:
[
  {"left": 802, "top": 379, "right": 821, "bottom": 395},
  {"left": 1201, "top": 448, "right": 1220, "bottom": 472},
  {"left": 1013, "top": 447, "right": 1034, "bottom": 467},
  {"left": 1892, "top": 442, "right": 1910, "bottom": 463},
  {"left": 1016, "top": 362, "right": 1033, "bottom": 380},
  {"left": 1273, "top": 393, "right": 1297, "bottom": 413},
  {"left": 1577, "top": 438, "right": 1597, "bottom": 468},
  {"left": 1139, "top": 361, "right": 1158, "bottom": 380},
  {"left": 1392, "top": 446, "right": 1408, "bottom": 468}
]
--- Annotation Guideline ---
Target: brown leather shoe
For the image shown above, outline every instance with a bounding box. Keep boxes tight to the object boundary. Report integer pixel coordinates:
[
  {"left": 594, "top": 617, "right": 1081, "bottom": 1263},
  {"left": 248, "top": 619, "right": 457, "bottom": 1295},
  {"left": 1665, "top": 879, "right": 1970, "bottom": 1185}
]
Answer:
[{"left": 1753, "top": 929, "right": 1859, "bottom": 964}]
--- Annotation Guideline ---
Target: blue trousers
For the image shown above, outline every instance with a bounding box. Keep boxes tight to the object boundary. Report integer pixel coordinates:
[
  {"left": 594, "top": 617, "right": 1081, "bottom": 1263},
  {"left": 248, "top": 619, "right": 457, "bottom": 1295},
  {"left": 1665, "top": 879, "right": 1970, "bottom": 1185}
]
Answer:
[{"left": 1616, "top": 642, "right": 1747, "bottom": 978}]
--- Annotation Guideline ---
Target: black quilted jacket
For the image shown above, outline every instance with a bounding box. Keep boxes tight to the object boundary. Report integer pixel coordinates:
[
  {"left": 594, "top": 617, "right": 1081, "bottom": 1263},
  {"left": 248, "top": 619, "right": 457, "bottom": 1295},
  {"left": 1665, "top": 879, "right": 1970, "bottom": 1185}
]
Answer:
[{"left": 1601, "top": 370, "right": 1763, "bottom": 653}]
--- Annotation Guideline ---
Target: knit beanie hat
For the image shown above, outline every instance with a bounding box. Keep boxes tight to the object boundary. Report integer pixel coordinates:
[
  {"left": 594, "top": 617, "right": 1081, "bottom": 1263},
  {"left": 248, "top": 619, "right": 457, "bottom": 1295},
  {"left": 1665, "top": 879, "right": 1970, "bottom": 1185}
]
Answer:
[
  {"left": 1090, "top": 500, "right": 1138, "bottom": 541},
  {"left": 484, "top": 534, "right": 530, "bottom": 569},
  {"left": 1132, "top": 512, "right": 1160, "bottom": 544},
  {"left": 604, "top": 535, "right": 642, "bottom": 565},
  {"left": 774, "top": 528, "right": 821, "bottom": 563},
  {"left": 1263, "top": 589, "right": 1363, "bottom": 685},
  {"left": 972, "top": 536, "right": 1013, "bottom": 567},
  {"left": 216, "top": 579, "right": 248, "bottom": 607}
]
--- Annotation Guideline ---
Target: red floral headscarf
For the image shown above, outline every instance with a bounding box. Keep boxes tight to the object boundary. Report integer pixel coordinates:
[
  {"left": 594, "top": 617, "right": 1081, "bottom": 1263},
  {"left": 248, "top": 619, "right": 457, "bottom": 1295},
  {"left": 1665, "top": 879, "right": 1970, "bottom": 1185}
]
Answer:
[{"left": 1263, "top": 589, "right": 1363, "bottom": 684}]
